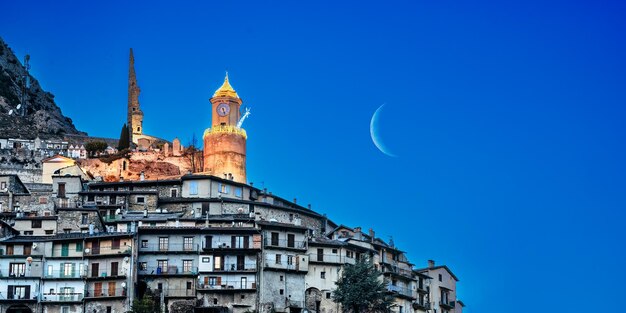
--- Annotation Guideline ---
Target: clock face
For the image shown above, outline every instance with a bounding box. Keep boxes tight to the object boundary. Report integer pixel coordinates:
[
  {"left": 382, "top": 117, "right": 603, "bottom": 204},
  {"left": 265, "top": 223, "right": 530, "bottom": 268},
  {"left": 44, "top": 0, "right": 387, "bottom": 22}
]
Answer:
[{"left": 217, "top": 103, "right": 230, "bottom": 117}]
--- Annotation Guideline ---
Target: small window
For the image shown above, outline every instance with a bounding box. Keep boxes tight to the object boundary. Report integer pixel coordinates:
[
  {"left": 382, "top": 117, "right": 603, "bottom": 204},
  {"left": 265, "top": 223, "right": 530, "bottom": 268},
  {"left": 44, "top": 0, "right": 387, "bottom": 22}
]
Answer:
[
  {"left": 234, "top": 187, "right": 242, "bottom": 198},
  {"left": 81, "top": 213, "right": 89, "bottom": 225},
  {"left": 45, "top": 229, "right": 54, "bottom": 235},
  {"left": 140, "top": 262, "right": 147, "bottom": 270},
  {"left": 326, "top": 292, "right": 331, "bottom": 299},
  {"left": 287, "top": 255, "right": 293, "bottom": 265},
  {"left": 187, "top": 281, "right": 193, "bottom": 290},
  {"left": 170, "top": 189, "right": 178, "bottom": 197},
  {"left": 24, "top": 231, "right": 34, "bottom": 235},
  {"left": 439, "top": 274, "right": 443, "bottom": 282},
  {"left": 136, "top": 196, "right": 145, "bottom": 204},
  {"left": 321, "top": 271, "right": 326, "bottom": 279},
  {"left": 87, "top": 194, "right": 95, "bottom": 202},
  {"left": 275, "top": 254, "right": 282, "bottom": 264},
  {"left": 279, "top": 289, "right": 284, "bottom": 295},
  {"left": 32, "top": 220, "right": 42, "bottom": 228},
  {"left": 332, "top": 249, "right": 338, "bottom": 254},
  {"left": 202, "top": 257, "right": 210, "bottom": 263},
  {"left": 141, "top": 240, "right": 148, "bottom": 248},
  {"left": 76, "top": 242, "right": 83, "bottom": 252},
  {"left": 219, "top": 183, "right": 230, "bottom": 194},
  {"left": 280, "top": 275, "right": 284, "bottom": 281},
  {"left": 189, "top": 182, "right": 198, "bottom": 195}
]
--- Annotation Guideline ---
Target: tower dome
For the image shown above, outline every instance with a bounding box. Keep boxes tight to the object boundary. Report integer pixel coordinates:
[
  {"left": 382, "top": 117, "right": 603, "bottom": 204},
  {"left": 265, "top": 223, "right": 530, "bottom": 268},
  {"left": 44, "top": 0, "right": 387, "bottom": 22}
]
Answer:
[{"left": 213, "top": 73, "right": 239, "bottom": 99}]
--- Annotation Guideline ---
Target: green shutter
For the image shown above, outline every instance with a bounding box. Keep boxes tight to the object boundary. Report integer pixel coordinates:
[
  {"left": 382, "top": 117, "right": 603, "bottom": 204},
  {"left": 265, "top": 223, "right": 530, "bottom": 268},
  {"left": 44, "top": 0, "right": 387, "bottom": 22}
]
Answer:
[
  {"left": 76, "top": 242, "right": 83, "bottom": 252},
  {"left": 60, "top": 263, "right": 65, "bottom": 277}
]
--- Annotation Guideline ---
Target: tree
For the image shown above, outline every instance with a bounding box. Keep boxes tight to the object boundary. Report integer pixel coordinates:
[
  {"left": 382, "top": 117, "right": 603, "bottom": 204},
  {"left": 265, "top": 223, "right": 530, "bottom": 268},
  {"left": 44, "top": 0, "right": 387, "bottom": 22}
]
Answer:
[
  {"left": 332, "top": 258, "right": 393, "bottom": 313},
  {"left": 128, "top": 289, "right": 162, "bottom": 313},
  {"left": 184, "top": 133, "right": 204, "bottom": 173},
  {"left": 118, "top": 123, "right": 130, "bottom": 150},
  {"left": 85, "top": 140, "right": 108, "bottom": 157}
]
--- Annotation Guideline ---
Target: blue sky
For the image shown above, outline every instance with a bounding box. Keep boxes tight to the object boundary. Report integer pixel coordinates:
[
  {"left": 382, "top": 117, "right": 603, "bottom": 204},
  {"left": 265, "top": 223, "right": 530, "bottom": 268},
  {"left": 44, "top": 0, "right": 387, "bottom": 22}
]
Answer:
[{"left": 2, "top": 1, "right": 626, "bottom": 312}]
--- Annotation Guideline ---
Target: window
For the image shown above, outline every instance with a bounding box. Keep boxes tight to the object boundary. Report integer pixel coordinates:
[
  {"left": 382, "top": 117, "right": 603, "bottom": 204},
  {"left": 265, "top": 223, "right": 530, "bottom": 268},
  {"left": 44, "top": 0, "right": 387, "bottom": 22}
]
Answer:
[
  {"left": 111, "top": 262, "right": 119, "bottom": 275},
  {"left": 289, "top": 213, "right": 294, "bottom": 221},
  {"left": 170, "top": 189, "right": 178, "bottom": 197},
  {"left": 141, "top": 240, "right": 148, "bottom": 248},
  {"left": 23, "top": 244, "right": 31, "bottom": 255},
  {"left": 218, "top": 183, "right": 230, "bottom": 194},
  {"left": 107, "top": 306, "right": 112, "bottom": 313},
  {"left": 317, "top": 248, "right": 324, "bottom": 261},
  {"left": 326, "top": 292, "right": 331, "bottom": 299},
  {"left": 232, "top": 236, "right": 246, "bottom": 248},
  {"left": 213, "top": 256, "right": 223, "bottom": 270},
  {"left": 271, "top": 232, "right": 279, "bottom": 246},
  {"left": 157, "top": 260, "right": 168, "bottom": 272},
  {"left": 0, "top": 182, "right": 6, "bottom": 189},
  {"left": 45, "top": 230, "right": 54, "bottom": 235},
  {"left": 275, "top": 254, "right": 282, "bottom": 264},
  {"left": 159, "top": 237, "right": 169, "bottom": 251},
  {"left": 87, "top": 194, "right": 95, "bottom": 202},
  {"left": 62, "top": 263, "right": 73, "bottom": 277},
  {"left": 32, "top": 220, "right": 42, "bottom": 228},
  {"left": 62, "top": 307, "right": 70, "bottom": 313},
  {"left": 280, "top": 275, "right": 284, "bottom": 282},
  {"left": 139, "top": 262, "right": 147, "bottom": 270},
  {"left": 6, "top": 245, "right": 14, "bottom": 255},
  {"left": 279, "top": 289, "right": 284, "bottom": 295},
  {"left": 184, "top": 237, "right": 194, "bottom": 251},
  {"left": 439, "top": 274, "right": 443, "bottom": 282},
  {"left": 332, "top": 248, "right": 338, "bottom": 254},
  {"left": 112, "top": 239, "right": 120, "bottom": 250},
  {"left": 189, "top": 182, "right": 198, "bottom": 195},
  {"left": 183, "top": 260, "right": 193, "bottom": 273},
  {"left": 234, "top": 187, "right": 242, "bottom": 198},
  {"left": 287, "top": 255, "right": 293, "bottom": 265},
  {"left": 240, "top": 277, "right": 247, "bottom": 289},
  {"left": 321, "top": 271, "right": 326, "bottom": 279},
  {"left": 110, "top": 195, "right": 116, "bottom": 204},
  {"left": 76, "top": 242, "right": 83, "bottom": 252},
  {"left": 187, "top": 281, "right": 193, "bottom": 290},
  {"left": 23, "top": 231, "right": 33, "bottom": 235},
  {"left": 57, "top": 183, "right": 66, "bottom": 198},
  {"left": 136, "top": 196, "right": 145, "bottom": 204},
  {"left": 208, "top": 277, "right": 218, "bottom": 286},
  {"left": 81, "top": 213, "right": 89, "bottom": 225},
  {"left": 287, "top": 234, "right": 295, "bottom": 248},
  {"left": 202, "top": 257, "right": 210, "bottom": 263},
  {"left": 10, "top": 263, "right": 26, "bottom": 276}
]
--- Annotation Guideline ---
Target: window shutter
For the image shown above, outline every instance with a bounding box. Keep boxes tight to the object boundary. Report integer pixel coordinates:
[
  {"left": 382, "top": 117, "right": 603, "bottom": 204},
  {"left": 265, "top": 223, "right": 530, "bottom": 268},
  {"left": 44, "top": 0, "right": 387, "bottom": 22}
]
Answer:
[
  {"left": 244, "top": 236, "right": 249, "bottom": 248},
  {"left": 231, "top": 236, "right": 236, "bottom": 248},
  {"left": 71, "top": 263, "right": 76, "bottom": 277},
  {"left": 216, "top": 276, "right": 222, "bottom": 285},
  {"left": 25, "top": 286, "right": 31, "bottom": 298}
]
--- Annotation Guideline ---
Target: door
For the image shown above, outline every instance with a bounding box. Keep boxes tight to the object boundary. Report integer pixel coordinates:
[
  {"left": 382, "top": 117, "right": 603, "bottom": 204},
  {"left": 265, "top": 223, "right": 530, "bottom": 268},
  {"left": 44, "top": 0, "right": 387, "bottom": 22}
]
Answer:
[
  {"left": 61, "top": 243, "right": 69, "bottom": 257},
  {"left": 287, "top": 234, "right": 295, "bottom": 248},
  {"left": 108, "top": 282, "right": 116, "bottom": 296},
  {"left": 91, "top": 263, "right": 99, "bottom": 278},
  {"left": 241, "top": 277, "right": 247, "bottom": 289},
  {"left": 58, "top": 183, "right": 66, "bottom": 198},
  {"left": 237, "top": 255, "right": 245, "bottom": 270},
  {"left": 204, "top": 236, "right": 212, "bottom": 249},
  {"left": 317, "top": 248, "right": 324, "bottom": 262},
  {"left": 94, "top": 282, "right": 102, "bottom": 297},
  {"left": 271, "top": 232, "right": 279, "bottom": 246},
  {"left": 111, "top": 262, "right": 118, "bottom": 276},
  {"left": 92, "top": 241, "right": 100, "bottom": 255}
]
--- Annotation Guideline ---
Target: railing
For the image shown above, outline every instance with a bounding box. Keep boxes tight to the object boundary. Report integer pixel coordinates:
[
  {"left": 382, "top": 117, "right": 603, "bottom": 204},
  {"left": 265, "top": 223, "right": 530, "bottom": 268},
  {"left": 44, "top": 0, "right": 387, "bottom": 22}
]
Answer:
[
  {"left": 213, "top": 262, "right": 257, "bottom": 272},
  {"left": 84, "top": 289, "right": 127, "bottom": 298},
  {"left": 197, "top": 280, "right": 257, "bottom": 290},
  {"left": 0, "top": 268, "right": 39, "bottom": 277},
  {"left": 154, "top": 289, "right": 196, "bottom": 297},
  {"left": 264, "top": 238, "right": 307, "bottom": 250},
  {"left": 6, "top": 293, "right": 36, "bottom": 300},
  {"left": 42, "top": 293, "right": 84, "bottom": 302},
  {"left": 264, "top": 256, "right": 307, "bottom": 271},
  {"left": 382, "top": 266, "right": 414, "bottom": 279},
  {"left": 44, "top": 270, "right": 83, "bottom": 279},
  {"left": 138, "top": 266, "right": 198, "bottom": 275},
  {"left": 203, "top": 125, "right": 247, "bottom": 139},
  {"left": 84, "top": 246, "right": 132, "bottom": 256},
  {"left": 54, "top": 198, "right": 80, "bottom": 209},
  {"left": 203, "top": 241, "right": 255, "bottom": 250},
  {"left": 86, "top": 266, "right": 124, "bottom": 278},
  {"left": 51, "top": 249, "right": 83, "bottom": 258},
  {"left": 440, "top": 301, "right": 455, "bottom": 308},
  {"left": 412, "top": 301, "right": 430, "bottom": 310},
  {"left": 387, "top": 284, "right": 413, "bottom": 298},
  {"left": 308, "top": 253, "right": 356, "bottom": 264},
  {"left": 140, "top": 243, "right": 200, "bottom": 253}
]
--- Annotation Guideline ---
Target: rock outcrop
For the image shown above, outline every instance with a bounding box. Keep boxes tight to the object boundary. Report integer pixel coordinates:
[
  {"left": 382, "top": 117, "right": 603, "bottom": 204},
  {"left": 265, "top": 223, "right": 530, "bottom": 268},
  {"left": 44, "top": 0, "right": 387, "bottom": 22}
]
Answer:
[{"left": 0, "top": 37, "right": 86, "bottom": 139}]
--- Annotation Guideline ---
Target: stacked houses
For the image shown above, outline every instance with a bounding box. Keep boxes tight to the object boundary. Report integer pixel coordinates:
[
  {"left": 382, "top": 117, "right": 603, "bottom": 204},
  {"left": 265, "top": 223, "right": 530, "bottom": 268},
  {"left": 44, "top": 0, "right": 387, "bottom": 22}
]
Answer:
[{"left": 0, "top": 173, "right": 465, "bottom": 313}]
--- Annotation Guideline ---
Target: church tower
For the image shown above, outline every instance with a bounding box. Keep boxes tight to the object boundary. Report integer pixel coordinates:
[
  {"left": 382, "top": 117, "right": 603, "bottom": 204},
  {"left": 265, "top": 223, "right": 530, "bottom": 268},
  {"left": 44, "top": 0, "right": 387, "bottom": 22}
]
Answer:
[
  {"left": 127, "top": 48, "right": 143, "bottom": 143},
  {"left": 203, "top": 73, "right": 247, "bottom": 183}
]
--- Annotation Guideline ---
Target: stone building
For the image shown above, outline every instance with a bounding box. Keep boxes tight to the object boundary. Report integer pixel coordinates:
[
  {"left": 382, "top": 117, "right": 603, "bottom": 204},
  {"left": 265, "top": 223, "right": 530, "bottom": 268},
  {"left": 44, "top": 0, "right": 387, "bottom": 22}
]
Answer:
[{"left": 414, "top": 260, "right": 464, "bottom": 313}]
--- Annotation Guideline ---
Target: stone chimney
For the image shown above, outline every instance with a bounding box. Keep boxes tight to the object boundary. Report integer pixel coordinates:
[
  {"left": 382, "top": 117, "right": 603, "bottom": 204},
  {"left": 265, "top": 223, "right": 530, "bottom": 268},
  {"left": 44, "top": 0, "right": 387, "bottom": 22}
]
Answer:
[
  {"left": 369, "top": 228, "right": 375, "bottom": 242},
  {"left": 354, "top": 227, "right": 362, "bottom": 240},
  {"left": 428, "top": 260, "right": 435, "bottom": 268}
]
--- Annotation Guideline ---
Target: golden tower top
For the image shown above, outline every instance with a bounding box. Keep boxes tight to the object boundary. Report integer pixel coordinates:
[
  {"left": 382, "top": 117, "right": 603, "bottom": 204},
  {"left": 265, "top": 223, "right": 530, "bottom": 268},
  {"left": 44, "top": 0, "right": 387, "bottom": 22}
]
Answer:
[{"left": 213, "top": 72, "right": 239, "bottom": 99}]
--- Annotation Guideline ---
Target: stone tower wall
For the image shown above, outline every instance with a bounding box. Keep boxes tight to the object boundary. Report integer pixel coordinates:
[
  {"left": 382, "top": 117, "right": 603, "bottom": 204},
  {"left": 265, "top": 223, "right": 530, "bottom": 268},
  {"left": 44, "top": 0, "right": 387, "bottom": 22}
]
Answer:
[{"left": 203, "top": 132, "right": 246, "bottom": 183}]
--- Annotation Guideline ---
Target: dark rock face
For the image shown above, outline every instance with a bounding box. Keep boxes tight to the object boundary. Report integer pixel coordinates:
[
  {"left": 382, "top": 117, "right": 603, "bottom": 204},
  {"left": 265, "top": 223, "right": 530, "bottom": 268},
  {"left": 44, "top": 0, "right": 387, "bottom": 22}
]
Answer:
[{"left": 0, "top": 37, "right": 86, "bottom": 140}]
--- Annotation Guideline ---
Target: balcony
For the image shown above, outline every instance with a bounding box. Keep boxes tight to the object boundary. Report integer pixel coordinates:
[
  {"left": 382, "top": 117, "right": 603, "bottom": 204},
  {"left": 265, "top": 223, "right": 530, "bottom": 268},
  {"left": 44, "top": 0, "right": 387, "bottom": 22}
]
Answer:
[
  {"left": 263, "top": 238, "right": 307, "bottom": 250},
  {"left": 154, "top": 289, "right": 196, "bottom": 298},
  {"left": 140, "top": 243, "right": 200, "bottom": 254},
  {"left": 412, "top": 301, "right": 430, "bottom": 311},
  {"left": 84, "top": 289, "right": 127, "bottom": 299},
  {"left": 197, "top": 280, "right": 257, "bottom": 291},
  {"left": 202, "top": 241, "right": 259, "bottom": 252},
  {"left": 138, "top": 266, "right": 198, "bottom": 276},
  {"left": 204, "top": 262, "right": 257, "bottom": 273},
  {"left": 3, "top": 293, "right": 36, "bottom": 301},
  {"left": 42, "top": 293, "right": 84, "bottom": 302},
  {"left": 85, "top": 267, "right": 126, "bottom": 279},
  {"left": 84, "top": 245, "right": 131, "bottom": 257},
  {"left": 440, "top": 301, "right": 455, "bottom": 310},
  {"left": 382, "top": 265, "right": 414, "bottom": 280},
  {"left": 387, "top": 284, "right": 414, "bottom": 299},
  {"left": 308, "top": 253, "right": 356, "bottom": 264},
  {"left": 0, "top": 268, "right": 39, "bottom": 278},
  {"left": 264, "top": 256, "right": 308, "bottom": 272},
  {"left": 43, "top": 270, "right": 84, "bottom": 279}
]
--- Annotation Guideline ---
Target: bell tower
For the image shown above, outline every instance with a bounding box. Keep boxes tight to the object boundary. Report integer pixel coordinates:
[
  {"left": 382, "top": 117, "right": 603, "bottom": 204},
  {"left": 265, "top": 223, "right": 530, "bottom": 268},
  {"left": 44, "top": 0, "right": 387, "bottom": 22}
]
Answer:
[
  {"left": 203, "top": 73, "right": 247, "bottom": 183},
  {"left": 127, "top": 48, "right": 143, "bottom": 143}
]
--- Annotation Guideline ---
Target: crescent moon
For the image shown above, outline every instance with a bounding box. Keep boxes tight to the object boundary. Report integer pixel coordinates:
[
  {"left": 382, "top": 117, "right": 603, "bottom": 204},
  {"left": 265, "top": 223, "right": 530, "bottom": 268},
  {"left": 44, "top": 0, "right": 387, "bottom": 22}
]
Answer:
[{"left": 370, "top": 104, "right": 397, "bottom": 157}]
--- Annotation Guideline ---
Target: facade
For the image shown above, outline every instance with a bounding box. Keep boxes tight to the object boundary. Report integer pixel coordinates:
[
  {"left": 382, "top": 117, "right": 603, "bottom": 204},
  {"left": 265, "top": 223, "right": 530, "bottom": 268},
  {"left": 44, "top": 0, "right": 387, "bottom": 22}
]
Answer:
[{"left": 414, "top": 261, "right": 464, "bottom": 313}]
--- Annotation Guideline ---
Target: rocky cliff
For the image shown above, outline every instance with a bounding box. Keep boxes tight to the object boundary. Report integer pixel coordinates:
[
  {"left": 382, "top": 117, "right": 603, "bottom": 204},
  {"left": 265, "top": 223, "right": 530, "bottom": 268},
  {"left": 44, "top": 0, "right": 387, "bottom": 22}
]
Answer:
[{"left": 0, "top": 37, "right": 86, "bottom": 139}]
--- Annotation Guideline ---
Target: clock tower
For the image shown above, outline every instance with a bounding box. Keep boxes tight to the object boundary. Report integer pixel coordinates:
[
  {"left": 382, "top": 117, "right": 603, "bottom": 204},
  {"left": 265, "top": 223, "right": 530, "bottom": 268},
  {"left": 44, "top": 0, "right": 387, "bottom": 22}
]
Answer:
[{"left": 203, "top": 73, "right": 247, "bottom": 183}]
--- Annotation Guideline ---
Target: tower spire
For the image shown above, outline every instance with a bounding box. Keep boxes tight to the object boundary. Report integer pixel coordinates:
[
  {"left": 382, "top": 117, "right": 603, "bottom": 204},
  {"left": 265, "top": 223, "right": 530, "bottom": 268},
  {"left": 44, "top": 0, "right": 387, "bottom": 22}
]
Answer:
[{"left": 127, "top": 48, "right": 143, "bottom": 143}]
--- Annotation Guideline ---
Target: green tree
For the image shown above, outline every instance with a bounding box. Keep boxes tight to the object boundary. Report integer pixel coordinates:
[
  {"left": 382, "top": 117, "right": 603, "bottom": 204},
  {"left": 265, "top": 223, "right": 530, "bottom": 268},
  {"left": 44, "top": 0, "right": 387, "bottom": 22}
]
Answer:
[
  {"left": 128, "top": 289, "right": 162, "bottom": 313},
  {"left": 85, "top": 140, "right": 108, "bottom": 157},
  {"left": 118, "top": 123, "right": 130, "bottom": 150},
  {"left": 332, "top": 258, "right": 393, "bottom": 313}
]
